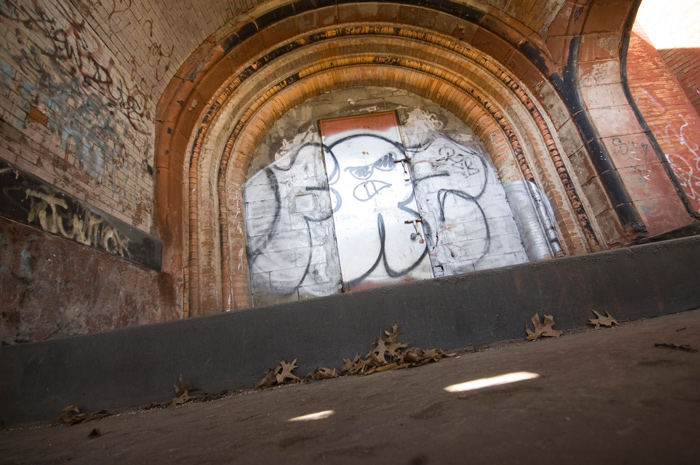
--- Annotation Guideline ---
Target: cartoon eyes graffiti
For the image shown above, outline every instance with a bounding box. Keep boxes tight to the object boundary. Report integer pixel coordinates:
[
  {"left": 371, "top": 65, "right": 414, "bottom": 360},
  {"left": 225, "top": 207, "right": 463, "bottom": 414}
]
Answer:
[
  {"left": 344, "top": 152, "right": 396, "bottom": 180},
  {"left": 353, "top": 180, "right": 392, "bottom": 201},
  {"left": 343, "top": 152, "right": 399, "bottom": 201}
]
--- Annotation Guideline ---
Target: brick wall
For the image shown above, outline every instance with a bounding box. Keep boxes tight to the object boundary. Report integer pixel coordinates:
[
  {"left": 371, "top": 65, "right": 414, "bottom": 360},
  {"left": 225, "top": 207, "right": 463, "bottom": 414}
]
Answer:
[
  {"left": 627, "top": 23, "right": 700, "bottom": 214},
  {"left": 635, "top": 0, "right": 700, "bottom": 121},
  {"left": 0, "top": 1, "right": 154, "bottom": 229},
  {"left": 0, "top": 1, "right": 570, "bottom": 232}
]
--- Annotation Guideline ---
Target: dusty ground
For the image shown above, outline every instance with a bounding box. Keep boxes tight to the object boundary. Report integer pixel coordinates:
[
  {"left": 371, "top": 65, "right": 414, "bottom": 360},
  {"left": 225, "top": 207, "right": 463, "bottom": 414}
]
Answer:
[{"left": 1, "top": 309, "right": 700, "bottom": 465}]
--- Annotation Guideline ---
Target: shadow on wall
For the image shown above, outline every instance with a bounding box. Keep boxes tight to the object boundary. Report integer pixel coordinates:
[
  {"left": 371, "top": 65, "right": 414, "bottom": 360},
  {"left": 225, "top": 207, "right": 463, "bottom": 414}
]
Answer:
[{"left": 243, "top": 107, "right": 560, "bottom": 306}]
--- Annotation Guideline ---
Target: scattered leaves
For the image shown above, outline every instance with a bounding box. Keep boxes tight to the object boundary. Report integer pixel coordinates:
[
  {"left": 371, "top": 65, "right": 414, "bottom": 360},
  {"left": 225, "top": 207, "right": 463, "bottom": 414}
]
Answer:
[
  {"left": 654, "top": 343, "right": 698, "bottom": 353},
  {"left": 88, "top": 428, "right": 101, "bottom": 439},
  {"left": 254, "top": 324, "right": 458, "bottom": 389},
  {"left": 56, "top": 405, "right": 86, "bottom": 425},
  {"left": 588, "top": 310, "right": 619, "bottom": 329},
  {"left": 55, "top": 406, "right": 112, "bottom": 425},
  {"left": 525, "top": 313, "right": 562, "bottom": 340}
]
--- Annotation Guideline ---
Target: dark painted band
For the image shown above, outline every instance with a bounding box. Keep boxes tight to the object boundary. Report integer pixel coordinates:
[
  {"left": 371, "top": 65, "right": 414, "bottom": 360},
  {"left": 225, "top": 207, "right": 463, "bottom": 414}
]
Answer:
[
  {"left": 0, "top": 160, "right": 162, "bottom": 270},
  {"left": 2, "top": 234, "right": 699, "bottom": 427},
  {"left": 549, "top": 37, "right": 647, "bottom": 236}
]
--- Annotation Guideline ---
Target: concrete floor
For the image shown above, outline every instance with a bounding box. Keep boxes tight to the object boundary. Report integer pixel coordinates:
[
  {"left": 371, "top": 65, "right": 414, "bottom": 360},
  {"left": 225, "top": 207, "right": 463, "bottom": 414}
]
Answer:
[{"left": 1, "top": 309, "right": 699, "bottom": 465}]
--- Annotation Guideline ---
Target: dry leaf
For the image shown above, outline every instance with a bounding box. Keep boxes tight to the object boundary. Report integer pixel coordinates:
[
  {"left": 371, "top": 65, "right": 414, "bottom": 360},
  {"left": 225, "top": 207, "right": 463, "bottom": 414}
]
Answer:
[
  {"left": 588, "top": 310, "right": 619, "bottom": 329},
  {"left": 384, "top": 324, "right": 402, "bottom": 343},
  {"left": 353, "top": 357, "right": 373, "bottom": 374},
  {"left": 525, "top": 313, "right": 562, "bottom": 340},
  {"left": 340, "top": 354, "right": 363, "bottom": 375},
  {"left": 56, "top": 405, "right": 86, "bottom": 425},
  {"left": 309, "top": 367, "right": 338, "bottom": 380},
  {"left": 255, "top": 359, "right": 301, "bottom": 389},
  {"left": 402, "top": 347, "right": 424, "bottom": 364},
  {"left": 276, "top": 359, "right": 301, "bottom": 384},
  {"left": 174, "top": 374, "right": 198, "bottom": 396},
  {"left": 254, "top": 366, "right": 281, "bottom": 389},
  {"left": 371, "top": 325, "right": 409, "bottom": 366},
  {"left": 374, "top": 362, "right": 399, "bottom": 372},
  {"left": 421, "top": 348, "right": 444, "bottom": 363},
  {"left": 171, "top": 390, "right": 194, "bottom": 406},
  {"left": 385, "top": 339, "right": 408, "bottom": 358},
  {"left": 370, "top": 337, "right": 391, "bottom": 365},
  {"left": 89, "top": 410, "right": 110, "bottom": 420}
]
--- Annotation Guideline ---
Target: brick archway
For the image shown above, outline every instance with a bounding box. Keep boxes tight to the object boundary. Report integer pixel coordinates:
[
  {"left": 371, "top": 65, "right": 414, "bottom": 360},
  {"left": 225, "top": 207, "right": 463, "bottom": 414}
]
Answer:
[{"left": 155, "top": 1, "right": 622, "bottom": 316}]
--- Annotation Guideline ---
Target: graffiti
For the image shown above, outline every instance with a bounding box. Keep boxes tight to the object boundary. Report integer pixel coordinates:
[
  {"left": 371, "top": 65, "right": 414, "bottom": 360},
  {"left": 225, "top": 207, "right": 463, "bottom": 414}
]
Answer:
[
  {"left": 0, "top": 160, "right": 162, "bottom": 269},
  {"left": 0, "top": 0, "right": 154, "bottom": 201},
  {"left": 665, "top": 115, "right": 700, "bottom": 203},
  {"left": 244, "top": 109, "right": 539, "bottom": 303},
  {"left": 436, "top": 146, "right": 481, "bottom": 177},
  {"left": 26, "top": 187, "right": 130, "bottom": 258},
  {"left": 0, "top": 0, "right": 149, "bottom": 133},
  {"left": 407, "top": 135, "right": 497, "bottom": 273},
  {"left": 321, "top": 124, "right": 433, "bottom": 290},
  {"left": 244, "top": 128, "right": 341, "bottom": 303},
  {"left": 611, "top": 137, "right": 651, "bottom": 165}
]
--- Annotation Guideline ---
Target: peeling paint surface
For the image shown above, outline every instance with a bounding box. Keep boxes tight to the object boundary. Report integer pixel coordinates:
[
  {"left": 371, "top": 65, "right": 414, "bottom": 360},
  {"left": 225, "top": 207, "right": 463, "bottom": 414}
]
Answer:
[{"left": 0, "top": 217, "right": 175, "bottom": 345}]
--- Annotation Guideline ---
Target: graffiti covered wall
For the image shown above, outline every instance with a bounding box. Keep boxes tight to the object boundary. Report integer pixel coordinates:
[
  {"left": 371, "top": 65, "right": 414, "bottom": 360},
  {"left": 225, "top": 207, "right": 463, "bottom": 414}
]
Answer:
[
  {"left": 0, "top": 0, "right": 155, "bottom": 229},
  {"left": 244, "top": 128, "right": 342, "bottom": 307},
  {"left": 243, "top": 88, "right": 559, "bottom": 305}
]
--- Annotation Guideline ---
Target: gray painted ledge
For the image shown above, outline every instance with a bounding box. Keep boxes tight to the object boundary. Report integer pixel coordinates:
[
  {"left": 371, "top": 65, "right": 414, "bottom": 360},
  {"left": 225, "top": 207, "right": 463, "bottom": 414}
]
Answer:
[{"left": 2, "top": 235, "right": 700, "bottom": 428}]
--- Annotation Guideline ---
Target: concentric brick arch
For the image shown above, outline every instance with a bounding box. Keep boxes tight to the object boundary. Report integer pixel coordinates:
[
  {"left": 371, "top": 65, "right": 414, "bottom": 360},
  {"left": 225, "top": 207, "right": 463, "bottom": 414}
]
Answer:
[{"left": 155, "top": 2, "right": 603, "bottom": 316}]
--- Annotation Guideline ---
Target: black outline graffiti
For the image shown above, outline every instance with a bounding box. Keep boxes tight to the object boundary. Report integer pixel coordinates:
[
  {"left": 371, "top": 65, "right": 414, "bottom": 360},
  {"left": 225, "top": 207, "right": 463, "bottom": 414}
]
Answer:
[
  {"left": 412, "top": 145, "right": 491, "bottom": 264},
  {"left": 245, "top": 142, "right": 334, "bottom": 297},
  {"left": 244, "top": 127, "right": 514, "bottom": 299},
  {"left": 323, "top": 133, "right": 430, "bottom": 287},
  {"left": 346, "top": 213, "right": 430, "bottom": 287}
]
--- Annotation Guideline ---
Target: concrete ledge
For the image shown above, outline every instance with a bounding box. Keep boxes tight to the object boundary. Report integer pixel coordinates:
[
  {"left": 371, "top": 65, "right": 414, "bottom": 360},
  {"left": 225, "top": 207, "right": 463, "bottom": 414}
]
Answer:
[{"left": 2, "top": 236, "right": 700, "bottom": 427}]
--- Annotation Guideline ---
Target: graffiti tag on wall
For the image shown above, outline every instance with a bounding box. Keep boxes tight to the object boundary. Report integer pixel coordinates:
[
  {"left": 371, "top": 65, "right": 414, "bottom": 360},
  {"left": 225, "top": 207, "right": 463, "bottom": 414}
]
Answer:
[
  {"left": 0, "top": 0, "right": 154, "bottom": 225},
  {"left": 244, "top": 128, "right": 342, "bottom": 305},
  {"left": 665, "top": 114, "right": 700, "bottom": 210},
  {"left": 243, "top": 109, "right": 545, "bottom": 305},
  {"left": 0, "top": 160, "right": 161, "bottom": 269},
  {"left": 320, "top": 112, "right": 434, "bottom": 290}
]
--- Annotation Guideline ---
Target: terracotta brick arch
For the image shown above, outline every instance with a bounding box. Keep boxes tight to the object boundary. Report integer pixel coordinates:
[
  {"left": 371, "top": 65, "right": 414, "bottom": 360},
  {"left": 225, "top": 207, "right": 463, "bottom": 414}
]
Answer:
[{"left": 155, "top": 1, "right": 632, "bottom": 316}]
